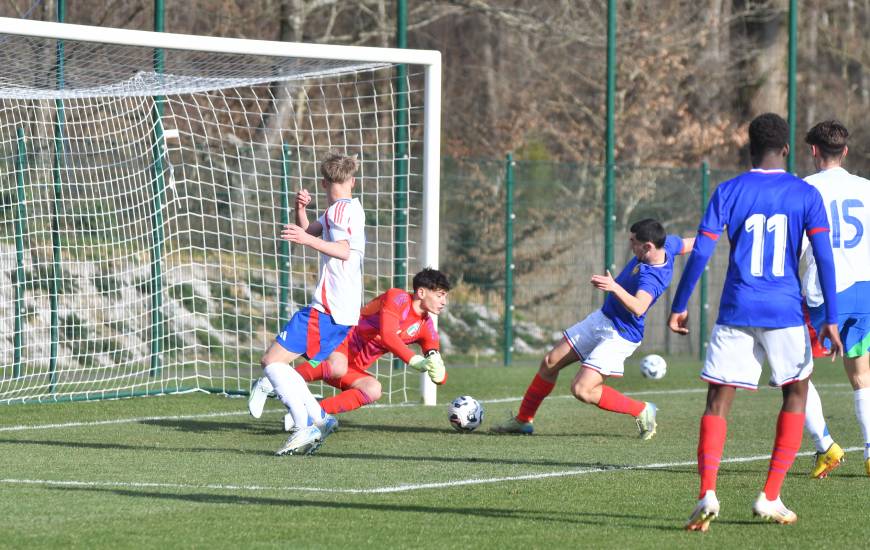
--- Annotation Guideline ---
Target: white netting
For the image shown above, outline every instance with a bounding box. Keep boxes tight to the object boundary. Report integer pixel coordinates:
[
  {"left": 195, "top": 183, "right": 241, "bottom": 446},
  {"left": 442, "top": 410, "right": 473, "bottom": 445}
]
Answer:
[{"left": 0, "top": 30, "right": 429, "bottom": 404}]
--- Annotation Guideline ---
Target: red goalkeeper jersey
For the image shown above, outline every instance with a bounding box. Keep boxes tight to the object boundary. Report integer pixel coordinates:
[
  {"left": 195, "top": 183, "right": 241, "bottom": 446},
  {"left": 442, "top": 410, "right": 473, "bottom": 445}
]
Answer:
[{"left": 343, "top": 288, "right": 439, "bottom": 370}]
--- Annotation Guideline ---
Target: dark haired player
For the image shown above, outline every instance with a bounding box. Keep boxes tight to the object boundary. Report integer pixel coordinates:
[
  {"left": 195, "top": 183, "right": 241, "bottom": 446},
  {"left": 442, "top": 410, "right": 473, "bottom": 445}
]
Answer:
[
  {"left": 492, "top": 219, "right": 693, "bottom": 439},
  {"left": 249, "top": 268, "right": 450, "bottom": 422},
  {"left": 800, "top": 120, "right": 870, "bottom": 479},
  {"left": 669, "top": 113, "right": 844, "bottom": 531}
]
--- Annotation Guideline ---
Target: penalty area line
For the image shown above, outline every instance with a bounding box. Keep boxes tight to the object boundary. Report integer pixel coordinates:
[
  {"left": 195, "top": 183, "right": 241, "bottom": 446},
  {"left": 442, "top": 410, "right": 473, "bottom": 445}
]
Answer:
[{"left": 0, "top": 446, "right": 862, "bottom": 495}]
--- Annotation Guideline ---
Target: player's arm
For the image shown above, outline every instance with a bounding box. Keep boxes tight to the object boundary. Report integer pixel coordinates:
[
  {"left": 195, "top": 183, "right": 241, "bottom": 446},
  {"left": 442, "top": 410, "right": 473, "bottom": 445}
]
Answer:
[
  {"left": 590, "top": 270, "right": 655, "bottom": 316},
  {"left": 806, "top": 192, "right": 844, "bottom": 359},
  {"left": 294, "top": 188, "right": 322, "bottom": 236},
  {"left": 668, "top": 231, "right": 718, "bottom": 334},
  {"left": 280, "top": 226, "right": 351, "bottom": 260},
  {"left": 680, "top": 237, "right": 695, "bottom": 255}
]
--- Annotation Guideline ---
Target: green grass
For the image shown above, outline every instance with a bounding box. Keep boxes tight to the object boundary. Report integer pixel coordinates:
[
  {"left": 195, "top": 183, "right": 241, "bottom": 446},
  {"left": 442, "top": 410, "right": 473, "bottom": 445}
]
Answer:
[{"left": 0, "top": 356, "right": 866, "bottom": 548}]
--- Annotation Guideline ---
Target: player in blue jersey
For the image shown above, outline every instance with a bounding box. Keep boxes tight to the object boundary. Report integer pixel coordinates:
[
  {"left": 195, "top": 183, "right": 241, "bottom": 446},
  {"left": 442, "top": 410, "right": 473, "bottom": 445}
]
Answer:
[
  {"left": 799, "top": 120, "right": 870, "bottom": 479},
  {"left": 669, "top": 113, "right": 844, "bottom": 532},
  {"left": 492, "top": 218, "right": 693, "bottom": 439}
]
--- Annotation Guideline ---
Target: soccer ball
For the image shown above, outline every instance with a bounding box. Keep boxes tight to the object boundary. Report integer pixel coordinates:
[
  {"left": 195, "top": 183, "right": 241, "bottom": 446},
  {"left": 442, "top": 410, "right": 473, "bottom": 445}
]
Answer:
[
  {"left": 640, "top": 354, "right": 667, "bottom": 380},
  {"left": 447, "top": 395, "right": 484, "bottom": 432}
]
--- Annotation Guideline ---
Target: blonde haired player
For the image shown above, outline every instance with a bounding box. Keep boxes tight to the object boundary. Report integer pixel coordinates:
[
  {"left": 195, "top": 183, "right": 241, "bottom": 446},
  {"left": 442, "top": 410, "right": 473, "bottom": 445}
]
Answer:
[
  {"left": 801, "top": 120, "right": 870, "bottom": 479},
  {"left": 249, "top": 151, "right": 365, "bottom": 456}
]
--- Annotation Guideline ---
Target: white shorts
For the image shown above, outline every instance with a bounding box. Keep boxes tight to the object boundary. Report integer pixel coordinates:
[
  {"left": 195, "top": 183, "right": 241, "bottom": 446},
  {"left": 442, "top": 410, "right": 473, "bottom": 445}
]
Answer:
[
  {"left": 563, "top": 309, "right": 641, "bottom": 377},
  {"left": 702, "top": 324, "right": 813, "bottom": 390}
]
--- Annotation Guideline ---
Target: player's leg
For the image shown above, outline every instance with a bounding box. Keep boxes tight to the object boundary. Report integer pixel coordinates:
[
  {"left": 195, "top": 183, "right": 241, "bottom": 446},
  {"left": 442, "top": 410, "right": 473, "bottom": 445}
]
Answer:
[
  {"left": 805, "top": 379, "right": 844, "bottom": 478},
  {"left": 754, "top": 325, "right": 813, "bottom": 524},
  {"left": 319, "top": 367, "right": 381, "bottom": 414},
  {"left": 803, "top": 304, "right": 843, "bottom": 477},
  {"left": 844, "top": 353, "right": 870, "bottom": 474},
  {"left": 296, "top": 337, "right": 350, "bottom": 382},
  {"left": 687, "top": 324, "right": 762, "bottom": 532},
  {"left": 491, "top": 337, "right": 578, "bottom": 434}
]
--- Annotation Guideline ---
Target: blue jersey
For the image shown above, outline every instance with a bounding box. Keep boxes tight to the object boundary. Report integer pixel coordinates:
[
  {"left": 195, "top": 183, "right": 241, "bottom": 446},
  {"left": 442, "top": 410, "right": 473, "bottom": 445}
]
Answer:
[
  {"left": 601, "top": 234, "right": 684, "bottom": 343},
  {"left": 701, "top": 169, "right": 829, "bottom": 327}
]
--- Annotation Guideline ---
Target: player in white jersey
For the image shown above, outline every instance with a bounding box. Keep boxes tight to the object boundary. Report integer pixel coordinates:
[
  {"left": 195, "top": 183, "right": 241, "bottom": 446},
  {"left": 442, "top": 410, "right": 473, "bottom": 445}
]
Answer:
[
  {"left": 801, "top": 120, "right": 870, "bottom": 478},
  {"left": 249, "top": 151, "right": 366, "bottom": 456}
]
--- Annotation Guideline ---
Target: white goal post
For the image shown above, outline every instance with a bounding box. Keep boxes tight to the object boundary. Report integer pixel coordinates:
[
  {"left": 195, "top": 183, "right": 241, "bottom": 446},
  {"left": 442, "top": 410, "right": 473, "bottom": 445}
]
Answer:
[{"left": 0, "top": 18, "right": 441, "bottom": 405}]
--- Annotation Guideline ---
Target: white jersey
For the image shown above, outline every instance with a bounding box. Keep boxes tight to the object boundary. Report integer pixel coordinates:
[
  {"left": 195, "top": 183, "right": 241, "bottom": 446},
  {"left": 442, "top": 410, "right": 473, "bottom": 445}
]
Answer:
[
  {"left": 310, "top": 198, "right": 366, "bottom": 325},
  {"left": 802, "top": 167, "right": 870, "bottom": 307}
]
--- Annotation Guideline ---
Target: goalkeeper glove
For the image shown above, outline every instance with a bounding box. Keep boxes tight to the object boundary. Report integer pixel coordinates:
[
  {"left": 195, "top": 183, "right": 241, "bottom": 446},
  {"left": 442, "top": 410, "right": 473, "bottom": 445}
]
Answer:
[
  {"left": 424, "top": 350, "right": 447, "bottom": 385},
  {"left": 408, "top": 355, "right": 428, "bottom": 372}
]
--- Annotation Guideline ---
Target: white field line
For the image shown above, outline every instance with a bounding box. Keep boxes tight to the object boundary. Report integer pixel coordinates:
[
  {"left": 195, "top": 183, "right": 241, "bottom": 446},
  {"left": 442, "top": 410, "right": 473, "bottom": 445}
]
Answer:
[
  {"left": 0, "top": 446, "right": 862, "bottom": 495},
  {"left": 0, "top": 383, "right": 853, "bottom": 433}
]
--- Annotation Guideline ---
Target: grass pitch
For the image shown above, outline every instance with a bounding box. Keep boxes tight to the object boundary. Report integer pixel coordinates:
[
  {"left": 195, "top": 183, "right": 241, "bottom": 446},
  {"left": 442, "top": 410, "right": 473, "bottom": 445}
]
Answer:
[{"left": 0, "top": 356, "right": 866, "bottom": 548}]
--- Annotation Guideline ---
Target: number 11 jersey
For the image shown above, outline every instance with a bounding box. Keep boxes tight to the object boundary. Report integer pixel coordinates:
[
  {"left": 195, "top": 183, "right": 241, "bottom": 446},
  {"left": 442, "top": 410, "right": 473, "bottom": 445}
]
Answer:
[{"left": 701, "top": 168, "right": 829, "bottom": 328}]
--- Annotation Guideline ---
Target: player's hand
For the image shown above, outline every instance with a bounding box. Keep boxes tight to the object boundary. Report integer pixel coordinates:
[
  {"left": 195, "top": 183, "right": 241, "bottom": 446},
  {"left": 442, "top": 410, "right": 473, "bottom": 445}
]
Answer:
[
  {"left": 668, "top": 311, "right": 690, "bottom": 335},
  {"left": 424, "top": 350, "right": 447, "bottom": 385},
  {"left": 295, "top": 188, "right": 312, "bottom": 209},
  {"left": 819, "top": 323, "right": 844, "bottom": 361},
  {"left": 280, "top": 223, "right": 311, "bottom": 245},
  {"left": 407, "top": 355, "right": 428, "bottom": 372},
  {"left": 590, "top": 270, "right": 616, "bottom": 292}
]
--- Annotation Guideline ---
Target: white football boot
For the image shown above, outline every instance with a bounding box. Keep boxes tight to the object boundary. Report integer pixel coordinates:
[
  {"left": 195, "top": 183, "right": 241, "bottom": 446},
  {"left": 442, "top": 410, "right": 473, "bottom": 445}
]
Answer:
[
  {"left": 247, "top": 377, "right": 273, "bottom": 419},
  {"left": 275, "top": 425, "right": 322, "bottom": 456},
  {"left": 685, "top": 490, "right": 720, "bottom": 532}
]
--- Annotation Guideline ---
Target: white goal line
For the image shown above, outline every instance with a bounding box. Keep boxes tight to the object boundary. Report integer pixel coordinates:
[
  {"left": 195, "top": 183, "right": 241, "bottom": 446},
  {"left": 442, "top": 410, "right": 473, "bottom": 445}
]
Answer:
[{"left": 0, "top": 446, "right": 862, "bottom": 496}]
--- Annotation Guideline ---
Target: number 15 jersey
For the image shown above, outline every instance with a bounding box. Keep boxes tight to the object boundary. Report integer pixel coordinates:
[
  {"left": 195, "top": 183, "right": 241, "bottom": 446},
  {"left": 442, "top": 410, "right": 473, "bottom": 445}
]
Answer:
[
  {"left": 702, "top": 169, "right": 829, "bottom": 327},
  {"left": 802, "top": 167, "right": 870, "bottom": 308}
]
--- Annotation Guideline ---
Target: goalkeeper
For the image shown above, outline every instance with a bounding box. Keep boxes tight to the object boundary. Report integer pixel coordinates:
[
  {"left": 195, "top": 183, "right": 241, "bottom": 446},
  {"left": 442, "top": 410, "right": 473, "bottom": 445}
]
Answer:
[{"left": 249, "top": 268, "right": 450, "bottom": 420}]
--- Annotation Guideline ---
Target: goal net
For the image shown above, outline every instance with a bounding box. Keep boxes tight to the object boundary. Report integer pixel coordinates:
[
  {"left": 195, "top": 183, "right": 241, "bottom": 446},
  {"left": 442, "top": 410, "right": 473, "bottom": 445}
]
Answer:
[{"left": 0, "top": 18, "right": 441, "bottom": 405}]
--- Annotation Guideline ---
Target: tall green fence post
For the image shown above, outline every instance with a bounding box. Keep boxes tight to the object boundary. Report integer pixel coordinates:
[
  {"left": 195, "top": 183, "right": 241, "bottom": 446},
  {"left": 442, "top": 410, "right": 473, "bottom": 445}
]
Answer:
[
  {"left": 787, "top": 0, "right": 797, "bottom": 173},
  {"left": 604, "top": 0, "right": 617, "bottom": 274},
  {"left": 699, "top": 161, "right": 710, "bottom": 360},
  {"left": 50, "top": 0, "right": 67, "bottom": 392},
  {"left": 392, "top": 0, "right": 408, "bottom": 371},
  {"left": 14, "top": 128, "right": 28, "bottom": 379},
  {"left": 503, "top": 154, "right": 515, "bottom": 367},
  {"left": 279, "top": 144, "right": 292, "bottom": 326},
  {"left": 149, "top": 0, "right": 167, "bottom": 380}
]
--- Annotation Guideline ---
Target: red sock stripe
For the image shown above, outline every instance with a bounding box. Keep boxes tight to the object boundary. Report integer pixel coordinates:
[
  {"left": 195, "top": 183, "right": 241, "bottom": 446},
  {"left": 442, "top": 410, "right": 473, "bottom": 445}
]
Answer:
[
  {"left": 516, "top": 374, "right": 555, "bottom": 423},
  {"left": 698, "top": 414, "right": 727, "bottom": 498},
  {"left": 763, "top": 411, "right": 805, "bottom": 500},
  {"left": 596, "top": 385, "right": 646, "bottom": 417}
]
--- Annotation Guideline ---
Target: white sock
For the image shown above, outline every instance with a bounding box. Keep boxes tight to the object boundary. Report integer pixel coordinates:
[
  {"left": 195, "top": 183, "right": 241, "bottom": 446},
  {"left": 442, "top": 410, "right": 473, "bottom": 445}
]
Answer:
[
  {"left": 804, "top": 380, "right": 834, "bottom": 453},
  {"left": 854, "top": 387, "right": 870, "bottom": 459},
  {"left": 263, "top": 362, "right": 309, "bottom": 429},
  {"left": 285, "top": 367, "right": 327, "bottom": 427}
]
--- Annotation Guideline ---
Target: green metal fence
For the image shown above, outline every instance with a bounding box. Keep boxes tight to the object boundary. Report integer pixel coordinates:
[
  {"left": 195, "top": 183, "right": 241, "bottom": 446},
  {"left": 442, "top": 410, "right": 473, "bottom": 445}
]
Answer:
[{"left": 438, "top": 157, "right": 738, "bottom": 365}]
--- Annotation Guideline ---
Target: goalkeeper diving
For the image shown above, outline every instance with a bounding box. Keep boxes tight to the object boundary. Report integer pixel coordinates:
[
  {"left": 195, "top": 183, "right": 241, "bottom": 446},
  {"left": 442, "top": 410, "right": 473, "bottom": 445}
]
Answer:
[{"left": 249, "top": 268, "right": 450, "bottom": 424}]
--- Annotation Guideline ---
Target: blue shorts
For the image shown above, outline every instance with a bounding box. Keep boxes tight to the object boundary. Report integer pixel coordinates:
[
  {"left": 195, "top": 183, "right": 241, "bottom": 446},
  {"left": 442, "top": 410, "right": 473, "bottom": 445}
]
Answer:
[
  {"left": 808, "top": 287, "right": 870, "bottom": 359},
  {"left": 276, "top": 306, "right": 352, "bottom": 361}
]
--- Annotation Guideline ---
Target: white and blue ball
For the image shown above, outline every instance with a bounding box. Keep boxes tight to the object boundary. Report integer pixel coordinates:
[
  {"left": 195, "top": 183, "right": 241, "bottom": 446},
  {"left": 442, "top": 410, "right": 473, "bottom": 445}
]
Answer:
[
  {"left": 447, "top": 395, "right": 484, "bottom": 432},
  {"left": 640, "top": 354, "right": 667, "bottom": 380}
]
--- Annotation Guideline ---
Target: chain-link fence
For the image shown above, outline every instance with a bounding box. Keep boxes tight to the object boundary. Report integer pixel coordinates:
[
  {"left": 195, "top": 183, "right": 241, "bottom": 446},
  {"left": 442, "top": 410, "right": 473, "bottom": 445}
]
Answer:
[{"left": 438, "top": 157, "right": 739, "bottom": 363}]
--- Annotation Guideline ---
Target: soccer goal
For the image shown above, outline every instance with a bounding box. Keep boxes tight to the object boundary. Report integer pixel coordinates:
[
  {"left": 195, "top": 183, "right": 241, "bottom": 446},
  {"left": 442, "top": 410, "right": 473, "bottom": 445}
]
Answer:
[{"left": 0, "top": 18, "right": 441, "bottom": 405}]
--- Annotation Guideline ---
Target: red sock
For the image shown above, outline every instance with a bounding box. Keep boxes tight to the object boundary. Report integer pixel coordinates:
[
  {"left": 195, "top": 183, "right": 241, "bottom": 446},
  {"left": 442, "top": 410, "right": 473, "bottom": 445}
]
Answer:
[
  {"left": 516, "top": 374, "right": 556, "bottom": 423},
  {"left": 763, "top": 410, "right": 805, "bottom": 500},
  {"left": 698, "top": 414, "right": 727, "bottom": 498},
  {"left": 596, "top": 385, "right": 646, "bottom": 416},
  {"left": 320, "top": 388, "right": 373, "bottom": 414},
  {"left": 296, "top": 360, "right": 329, "bottom": 382}
]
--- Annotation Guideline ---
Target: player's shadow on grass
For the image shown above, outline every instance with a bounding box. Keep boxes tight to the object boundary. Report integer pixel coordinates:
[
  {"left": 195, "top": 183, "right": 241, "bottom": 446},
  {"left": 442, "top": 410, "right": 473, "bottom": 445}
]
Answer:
[
  {"left": 49, "top": 485, "right": 679, "bottom": 531},
  {"left": 0, "top": 437, "right": 257, "bottom": 456},
  {"left": 330, "top": 420, "right": 447, "bottom": 435},
  {"left": 139, "top": 418, "right": 278, "bottom": 436}
]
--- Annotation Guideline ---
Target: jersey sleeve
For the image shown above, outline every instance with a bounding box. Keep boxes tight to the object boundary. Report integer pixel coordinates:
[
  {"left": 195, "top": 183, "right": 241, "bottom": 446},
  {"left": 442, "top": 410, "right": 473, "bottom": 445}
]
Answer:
[
  {"left": 804, "top": 187, "right": 830, "bottom": 236},
  {"left": 698, "top": 186, "right": 726, "bottom": 237},
  {"left": 664, "top": 234, "right": 684, "bottom": 257},
  {"left": 378, "top": 289, "right": 416, "bottom": 364},
  {"left": 325, "top": 201, "right": 364, "bottom": 253},
  {"left": 416, "top": 317, "right": 440, "bottom": 352}
]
